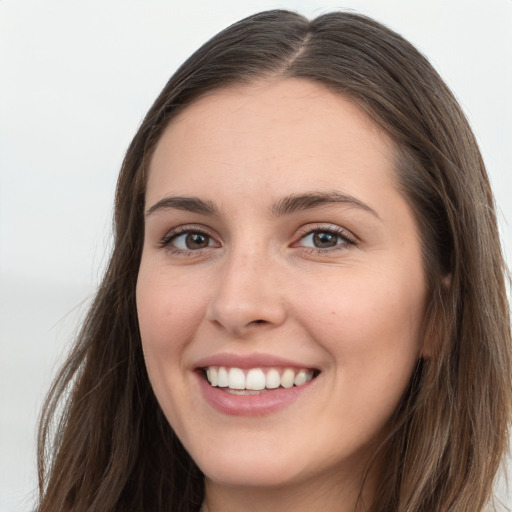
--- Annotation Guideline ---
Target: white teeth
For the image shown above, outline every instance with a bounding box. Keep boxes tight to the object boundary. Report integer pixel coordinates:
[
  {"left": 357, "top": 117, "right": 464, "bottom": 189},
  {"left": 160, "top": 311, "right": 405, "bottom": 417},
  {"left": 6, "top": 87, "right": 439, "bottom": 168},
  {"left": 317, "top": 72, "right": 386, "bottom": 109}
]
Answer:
[
  {"left": 226, "top": 389, "right": 262, "bottom": 395},
  {"left": 280, "top": 368, "right": 295, "bottom": 389},
  {"left": 204, "top": 366, "right": 315, "bottom": 391},
  {"left": 217, "top": 367, "right": 229, "bottom": 387},
  {"left": 206, "top": 367, "right": 218, "bottom": 386},
  {"left": 245, "top": 368, "right": 266, "bottom": 390},
  {"left": 229, "top": 368, "right": 245, "bottom": 389},
  {"left": 265, "top": 368, "right": 281, "bottom": 389},
  {"left": 294, "top": 369, "right": 308, "bottom": 386}
]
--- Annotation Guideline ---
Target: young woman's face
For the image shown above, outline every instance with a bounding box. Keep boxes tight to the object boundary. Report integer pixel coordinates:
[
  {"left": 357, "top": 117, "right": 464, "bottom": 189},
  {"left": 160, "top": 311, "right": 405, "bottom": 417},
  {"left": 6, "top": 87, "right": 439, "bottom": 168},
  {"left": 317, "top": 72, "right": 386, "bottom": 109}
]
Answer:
[{"left": 137, "top": 79, "right": 427, "bottom": 493}]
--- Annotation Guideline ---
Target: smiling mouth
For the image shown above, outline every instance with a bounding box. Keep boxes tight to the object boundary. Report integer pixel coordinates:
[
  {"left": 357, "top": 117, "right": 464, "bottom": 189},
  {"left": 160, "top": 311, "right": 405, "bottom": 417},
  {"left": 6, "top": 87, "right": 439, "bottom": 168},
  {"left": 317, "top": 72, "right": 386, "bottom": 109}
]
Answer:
[{"left": 202, "top": 366, "right": 319, "bottom": 395}]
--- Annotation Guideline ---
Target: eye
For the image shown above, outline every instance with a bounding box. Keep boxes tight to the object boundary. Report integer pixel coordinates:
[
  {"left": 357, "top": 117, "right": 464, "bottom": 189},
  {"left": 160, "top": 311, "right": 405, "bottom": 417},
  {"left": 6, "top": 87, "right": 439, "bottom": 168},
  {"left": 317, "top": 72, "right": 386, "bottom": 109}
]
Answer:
[
  {"left": 160, "top": 228, "right": 220, "bottom": 253},
  {"left": 172, "top": 232, "right": 212, "bottom": 250},
  {"left": 302, "top": 231, "right": 340, "bottom": 249},
  {"left": 295, "top": 227, "right": 355, "bottom": 252}
]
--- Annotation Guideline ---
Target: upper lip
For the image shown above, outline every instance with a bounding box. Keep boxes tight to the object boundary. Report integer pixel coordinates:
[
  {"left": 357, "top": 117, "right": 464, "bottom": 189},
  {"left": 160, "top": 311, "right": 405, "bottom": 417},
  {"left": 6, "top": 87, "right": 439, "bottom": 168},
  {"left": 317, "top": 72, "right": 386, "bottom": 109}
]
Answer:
[{"left": 194, "top": 352, "right": 318, "bottom": 371}]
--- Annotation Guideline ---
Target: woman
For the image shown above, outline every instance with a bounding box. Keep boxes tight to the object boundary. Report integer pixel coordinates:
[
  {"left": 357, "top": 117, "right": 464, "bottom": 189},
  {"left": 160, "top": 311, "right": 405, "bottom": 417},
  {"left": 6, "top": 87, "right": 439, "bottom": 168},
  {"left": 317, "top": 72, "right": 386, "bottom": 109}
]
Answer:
[{"left": 37, "top": 10, "right": 511, "bottom": 512}]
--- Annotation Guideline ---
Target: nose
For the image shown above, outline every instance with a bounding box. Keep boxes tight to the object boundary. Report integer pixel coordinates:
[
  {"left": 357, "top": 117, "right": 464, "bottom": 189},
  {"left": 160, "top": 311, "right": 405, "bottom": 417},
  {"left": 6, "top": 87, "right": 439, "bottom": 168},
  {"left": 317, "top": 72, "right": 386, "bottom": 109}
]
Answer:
[{"left": 207, "top": 247, "right": 286, "bottom": 337}]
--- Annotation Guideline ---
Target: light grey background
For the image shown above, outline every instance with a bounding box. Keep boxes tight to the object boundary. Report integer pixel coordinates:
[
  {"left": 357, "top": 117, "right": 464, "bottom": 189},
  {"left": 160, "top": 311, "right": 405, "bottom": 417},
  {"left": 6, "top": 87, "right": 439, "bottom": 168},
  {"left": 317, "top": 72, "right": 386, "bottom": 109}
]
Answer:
[{"left": 1, "top": 0, "right": 511, "bottom": 510}]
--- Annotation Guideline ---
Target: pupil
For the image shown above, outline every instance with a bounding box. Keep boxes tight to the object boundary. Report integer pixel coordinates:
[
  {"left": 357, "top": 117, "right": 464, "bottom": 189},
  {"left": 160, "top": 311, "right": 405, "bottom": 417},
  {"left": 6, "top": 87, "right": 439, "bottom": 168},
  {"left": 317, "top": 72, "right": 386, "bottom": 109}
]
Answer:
[
  {"left": 186, "top": 233, "right": 208, "bottom": 249},
  {"left": 313, "top": 232, "right": 337, "bottom": 248}
]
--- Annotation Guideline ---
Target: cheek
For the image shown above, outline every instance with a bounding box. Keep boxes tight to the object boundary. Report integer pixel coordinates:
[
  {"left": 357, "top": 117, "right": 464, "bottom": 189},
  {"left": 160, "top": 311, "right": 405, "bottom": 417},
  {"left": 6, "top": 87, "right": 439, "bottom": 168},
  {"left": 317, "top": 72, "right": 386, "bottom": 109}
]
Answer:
[
  {"left": 300, "top": 275, "right": 424, "bottom": 441},
  {"left": 298, "top": 268, "right": 425, "bottom": 383},
  {"left": 135, "top": 267, "right": 209, "bottom": 424},
  {"left": 136, "top": 267, "right": 206, "bottom": 353},
  {"left": 135, "top": 267, "right": 208, "bottom": 428}
]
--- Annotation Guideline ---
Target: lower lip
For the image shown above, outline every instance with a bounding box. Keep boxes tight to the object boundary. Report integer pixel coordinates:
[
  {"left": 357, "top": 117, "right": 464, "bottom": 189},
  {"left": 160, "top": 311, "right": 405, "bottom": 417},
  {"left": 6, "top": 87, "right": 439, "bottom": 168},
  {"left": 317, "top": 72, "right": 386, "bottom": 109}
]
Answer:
[{"left": 196, "top": 372, "right": 316, "bottom": 416}]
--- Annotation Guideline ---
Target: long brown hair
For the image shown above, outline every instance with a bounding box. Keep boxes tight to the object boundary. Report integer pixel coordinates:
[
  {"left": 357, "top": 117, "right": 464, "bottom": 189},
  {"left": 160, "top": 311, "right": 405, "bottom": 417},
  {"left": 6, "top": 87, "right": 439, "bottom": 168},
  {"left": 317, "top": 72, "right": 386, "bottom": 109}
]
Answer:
[{"left": 37, "top": 10, "right": 511, "bottom": 512}]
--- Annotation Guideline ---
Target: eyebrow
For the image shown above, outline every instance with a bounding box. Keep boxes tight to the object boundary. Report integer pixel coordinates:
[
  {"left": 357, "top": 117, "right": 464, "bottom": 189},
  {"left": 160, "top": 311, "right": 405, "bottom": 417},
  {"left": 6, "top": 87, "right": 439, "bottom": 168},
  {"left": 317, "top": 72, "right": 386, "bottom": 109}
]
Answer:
[
  {"left": 146, "top": 196, "right": 218, "bottom": 216},
  {"left": 145, "top": 191, "right": 379, "bottom": 219},
  {"left": 271, "top": 191, "right": 380, "bottom": 218}
]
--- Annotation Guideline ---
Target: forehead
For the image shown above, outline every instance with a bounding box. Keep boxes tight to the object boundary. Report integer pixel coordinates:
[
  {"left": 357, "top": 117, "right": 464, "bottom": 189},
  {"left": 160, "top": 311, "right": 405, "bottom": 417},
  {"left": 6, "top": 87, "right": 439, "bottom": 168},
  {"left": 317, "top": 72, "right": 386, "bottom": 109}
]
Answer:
[{"left": 147, "top": 78, "right": 398, "bottom": 204}]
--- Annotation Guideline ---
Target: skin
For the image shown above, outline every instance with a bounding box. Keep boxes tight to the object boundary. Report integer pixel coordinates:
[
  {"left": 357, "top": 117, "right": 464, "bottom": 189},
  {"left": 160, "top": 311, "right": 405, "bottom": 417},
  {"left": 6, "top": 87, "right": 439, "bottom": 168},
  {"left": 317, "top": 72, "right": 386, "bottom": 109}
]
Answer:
[{"left": 136, "top": 78, "right": 427, "bottom": 512}]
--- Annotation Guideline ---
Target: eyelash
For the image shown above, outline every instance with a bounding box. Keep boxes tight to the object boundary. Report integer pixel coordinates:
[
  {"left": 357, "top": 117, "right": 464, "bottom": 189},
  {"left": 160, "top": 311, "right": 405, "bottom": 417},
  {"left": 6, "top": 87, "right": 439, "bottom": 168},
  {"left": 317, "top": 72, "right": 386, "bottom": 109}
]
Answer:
[
  {"left": 159, "top": 225, "right": 356, "bottom": 256},
  {"left": 296, "top": 225, "right": 356, "bottom": 252},
  {"left": 159, "top": 226, "right": 216, "bottom": 256}
]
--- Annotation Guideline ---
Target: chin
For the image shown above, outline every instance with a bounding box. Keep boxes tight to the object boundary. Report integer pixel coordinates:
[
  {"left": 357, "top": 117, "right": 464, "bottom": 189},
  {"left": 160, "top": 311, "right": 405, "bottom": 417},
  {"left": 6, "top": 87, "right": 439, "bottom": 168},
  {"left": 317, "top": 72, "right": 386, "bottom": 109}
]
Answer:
[
  {"left": 193, "top": 446, "right": 308, "bottom": 489},
  {"left": 202, "top": 462, "right": 302, "bottom": 489}
]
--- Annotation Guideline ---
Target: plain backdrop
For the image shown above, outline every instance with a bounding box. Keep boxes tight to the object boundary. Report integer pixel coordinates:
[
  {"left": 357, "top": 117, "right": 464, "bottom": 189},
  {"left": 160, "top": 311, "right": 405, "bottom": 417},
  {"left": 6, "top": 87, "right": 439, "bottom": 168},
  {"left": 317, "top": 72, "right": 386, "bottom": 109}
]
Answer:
[{"left": 1, "top": 0, "right": 511, "bottom": 510}]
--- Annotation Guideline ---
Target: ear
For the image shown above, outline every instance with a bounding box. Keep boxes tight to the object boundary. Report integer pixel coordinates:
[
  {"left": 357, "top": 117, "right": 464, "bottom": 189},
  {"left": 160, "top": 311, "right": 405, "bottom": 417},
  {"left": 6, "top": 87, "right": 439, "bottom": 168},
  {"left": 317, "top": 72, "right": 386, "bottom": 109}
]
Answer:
[{"left": 420, "top": 273, "right": 452, "bottom": 359}]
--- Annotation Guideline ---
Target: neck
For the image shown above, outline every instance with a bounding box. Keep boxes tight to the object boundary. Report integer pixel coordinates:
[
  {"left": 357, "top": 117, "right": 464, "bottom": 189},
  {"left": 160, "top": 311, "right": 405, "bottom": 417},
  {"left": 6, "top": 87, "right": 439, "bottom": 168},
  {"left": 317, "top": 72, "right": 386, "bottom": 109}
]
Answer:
[{"left": 203, "top": 463, "right": 377, "bottom": 512}]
